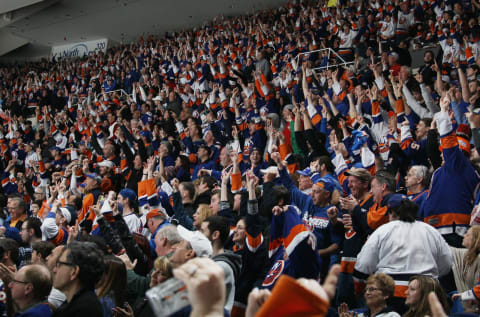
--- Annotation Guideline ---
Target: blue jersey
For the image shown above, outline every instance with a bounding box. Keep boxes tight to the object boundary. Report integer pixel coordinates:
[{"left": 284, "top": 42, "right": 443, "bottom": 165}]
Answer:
[{"left": 262, "top": 206, "right": 320, "bottom": 290}]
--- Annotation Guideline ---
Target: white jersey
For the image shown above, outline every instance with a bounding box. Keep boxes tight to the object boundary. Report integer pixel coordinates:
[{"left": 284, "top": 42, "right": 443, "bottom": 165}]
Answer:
[
  {"left": 396, "top": 11, "right": 414, "bottom": 34},
  {"left": 379, "top": 20, "right": 395, "bottom": 39},
  {"left": 124, "top": 213, "right": 142, "bottom": 233},
  {"left": 355, "top": 220, "right": 453, "bottom": 278},
  {"left": 338, "top": 30, "right": 358, "bottom": 48}
]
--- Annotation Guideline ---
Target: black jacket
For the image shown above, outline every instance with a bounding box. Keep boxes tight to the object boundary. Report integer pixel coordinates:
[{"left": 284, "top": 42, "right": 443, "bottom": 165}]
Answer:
[{"left": 52, "top": 288, "right": 103, "bottom": 317}]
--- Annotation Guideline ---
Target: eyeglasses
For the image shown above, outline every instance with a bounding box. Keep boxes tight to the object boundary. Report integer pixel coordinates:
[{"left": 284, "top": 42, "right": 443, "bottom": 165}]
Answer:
[
  {"left": 55, "top": 261, "right": 76, "bottom": 268},
  {"left": 11, "top": 279, "right": 29, "bottom": 285},
  {"left": 365, "top": 287, "right": 381, "bottom": 293}
]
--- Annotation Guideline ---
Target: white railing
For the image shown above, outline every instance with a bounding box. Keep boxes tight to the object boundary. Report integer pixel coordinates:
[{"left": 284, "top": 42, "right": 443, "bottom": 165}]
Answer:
[
  {"left": 295, "top": 48, "right": 355, "bottom": 73},
  {"left": 77, "top": 88, "right": 134, "bottom": 103}
]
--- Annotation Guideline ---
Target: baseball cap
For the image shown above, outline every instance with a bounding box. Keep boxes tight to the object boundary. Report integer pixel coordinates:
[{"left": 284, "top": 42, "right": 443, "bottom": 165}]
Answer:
[
  {"left": 344, "top": 167, "right": 372, "bottom": 183},
  {"left": 296, "top": 167, "right": 312, "bottom": 177},
  {"left": 85, "top": 173, "right": 102, "bottom": 183},
  {"left": 472, "top": 107, "right": 480, "bottom": 115},
  {"left": 387, "top": 194, "right": 407, "bottom": 209},
  {"left": 314, "top": 178, "right": 335, "bottom": 192},
  {"left": 97, "top": 160, "right": 114, "bottom": 169},
  {"left": 311, "top": 174, "right": 334, "bottom": 192},
  {"left": 145, "top": 208, "right": 167, "bottom": 222},
  {"left": 58, "top": 206, "right": 77, "bottom": 226},
  {"left": 260, "top": 166, "right": 279, "bottom": 175},
  {"left": 176, "top": 225, "right": 213, "bottom": 257},
  {"left": 119, "top": 188, "right": 137, "bottom": 203}
]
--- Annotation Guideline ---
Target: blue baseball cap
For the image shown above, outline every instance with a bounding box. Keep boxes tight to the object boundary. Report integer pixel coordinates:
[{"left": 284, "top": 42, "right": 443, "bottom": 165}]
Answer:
[
  {"left": 296, "top": 167, "right": 312, "bottom": 177},
  {"left": 85, "top": 173, "right": 102, "bottom": 183},
  {"left": 387, "top": 194, "right": 407, "bottom": 209},
  {"left": 313, "top": 177, "right": 335, "bottom": 192},
  {"left": 119, "top": 188, "right": 137, "bottom": 203}
]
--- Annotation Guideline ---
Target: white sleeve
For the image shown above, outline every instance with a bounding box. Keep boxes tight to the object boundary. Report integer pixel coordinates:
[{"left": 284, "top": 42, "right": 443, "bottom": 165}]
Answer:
[
  {"left": 332, "top": 82, "right": 342, "bottom": 95},
  {"left": 420, "top": 83, "right": 440, "bottom": 114},
  {"left": 400, "top": 124, "right": 413, "bottom": 142},
  {"left": 435, "top": 110, "right": 453, "bottom": 136},
  {"left": 355, "top": 229, "right": 381, "bottom": 275},
  {"left": 402, "top": 84, "right": 433, "bottom": 118},
  {"left": 361, "top": 146, "right": 376, "bottom": 168},
  {"left": 332, "top": 153, "right": 348, "bottom": 175}
]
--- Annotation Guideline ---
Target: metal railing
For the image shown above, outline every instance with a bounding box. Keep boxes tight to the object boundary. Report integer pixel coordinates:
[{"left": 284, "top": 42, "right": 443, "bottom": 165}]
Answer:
[
  {"left": 77, "top": 88, "right": 134, "bottom": 103},
  {"left": 295, "top": 48, "right": 355, "bottom": 73}
]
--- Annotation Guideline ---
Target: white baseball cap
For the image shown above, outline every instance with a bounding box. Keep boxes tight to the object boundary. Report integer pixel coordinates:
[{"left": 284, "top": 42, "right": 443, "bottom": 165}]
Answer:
[{"left": 176, "top": 225, "right": 212, "bottom": 257}]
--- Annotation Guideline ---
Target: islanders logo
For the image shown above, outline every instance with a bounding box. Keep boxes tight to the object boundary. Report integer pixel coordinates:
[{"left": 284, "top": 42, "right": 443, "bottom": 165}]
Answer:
[{"left": 262, "top": 260, "right": 284, "bottom": 287}]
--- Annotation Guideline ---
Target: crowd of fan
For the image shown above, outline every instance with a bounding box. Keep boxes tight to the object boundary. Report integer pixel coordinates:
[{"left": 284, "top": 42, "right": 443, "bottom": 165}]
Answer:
[{"left": 1, "top": 0, "right": 480, "bottom": 315}]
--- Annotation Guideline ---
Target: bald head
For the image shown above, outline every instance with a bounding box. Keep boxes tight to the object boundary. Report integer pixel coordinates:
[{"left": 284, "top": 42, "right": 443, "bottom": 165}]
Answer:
[
  {"left": 23, "top": 264, "right": 52, "bottom": 301},
  {"left": 9, "top": 264, "right": 52, "bottom": 310}
]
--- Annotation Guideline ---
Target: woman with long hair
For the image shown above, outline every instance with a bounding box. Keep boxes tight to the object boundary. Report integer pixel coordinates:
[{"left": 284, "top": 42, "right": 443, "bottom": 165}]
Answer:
[
  {"left": 451, "top": 225, "right": 480, "bottom": 312},
  {"left": 403, "top": 275, "right": 449, "bottom": 317},
  {"left": 192, "top": 204, "right": 214, "bottom": 229},
  {"left": 97, "top": 255, "right": 128, "bottom": 317},
  {"left": 175, "top": 154, "right": 191, "bottom": 182}
]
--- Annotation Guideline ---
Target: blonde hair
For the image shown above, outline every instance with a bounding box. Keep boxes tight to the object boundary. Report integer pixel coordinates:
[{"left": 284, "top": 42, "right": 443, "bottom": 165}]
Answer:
[
  {"left": 153, "top": 256, "right": 173, "bottom": 279},
  {"left": 194, "top": 204, "right": 214, "bottom": 227}
]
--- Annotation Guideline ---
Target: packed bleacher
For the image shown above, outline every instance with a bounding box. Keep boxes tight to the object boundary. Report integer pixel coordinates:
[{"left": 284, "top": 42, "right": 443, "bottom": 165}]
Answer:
[{"left": 0, "top": 0, "right": 480, "bottom": 315}]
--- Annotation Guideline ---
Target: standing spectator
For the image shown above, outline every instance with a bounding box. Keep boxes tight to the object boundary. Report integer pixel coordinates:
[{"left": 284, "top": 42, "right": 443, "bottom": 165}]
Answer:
[
  {"left": 354, "top": 197, "right": 453, "bottom": 313},
  {"left": 51, "top": 242, "right": 105, "bottom": 317},
  {"left": 200, "top": 215, "right": 242, "bottom": 312},
  {"left": 18, "top": 217, "right": 42, "bottom": 267},
  {"left": 1, "top": 195, "right": 28, "bottom": 242},
  {"left": 31, "top": 241, "right": 55, "bottom": 265}
]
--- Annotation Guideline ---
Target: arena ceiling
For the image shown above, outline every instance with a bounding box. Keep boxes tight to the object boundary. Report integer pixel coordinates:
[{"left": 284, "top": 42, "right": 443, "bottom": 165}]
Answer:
[{"left": 0, "top": 0, "right": 287, "bottom": 61}]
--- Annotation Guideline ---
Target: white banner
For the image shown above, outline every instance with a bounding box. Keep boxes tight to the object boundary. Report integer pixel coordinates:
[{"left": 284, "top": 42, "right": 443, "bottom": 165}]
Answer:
[{"left": 51, "top": 38, "right": 108, "bottom": 59}]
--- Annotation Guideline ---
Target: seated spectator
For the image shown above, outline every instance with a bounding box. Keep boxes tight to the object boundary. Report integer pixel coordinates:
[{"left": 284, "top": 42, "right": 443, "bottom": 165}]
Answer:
[
  {"left": 18, "top": 217, "right": 42, "bottom": 267},
  {"left": 450, "top": 226, "right": 480, "bottom": 312},
  {"left": 404, "top": 276, "right": 450, "bottom": 317},
  {"left": 339, "top": 273, "right": 400, "bottom": 317},
  {"left": 8, "top": 264, "right": 53, "bottom": 317}
]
